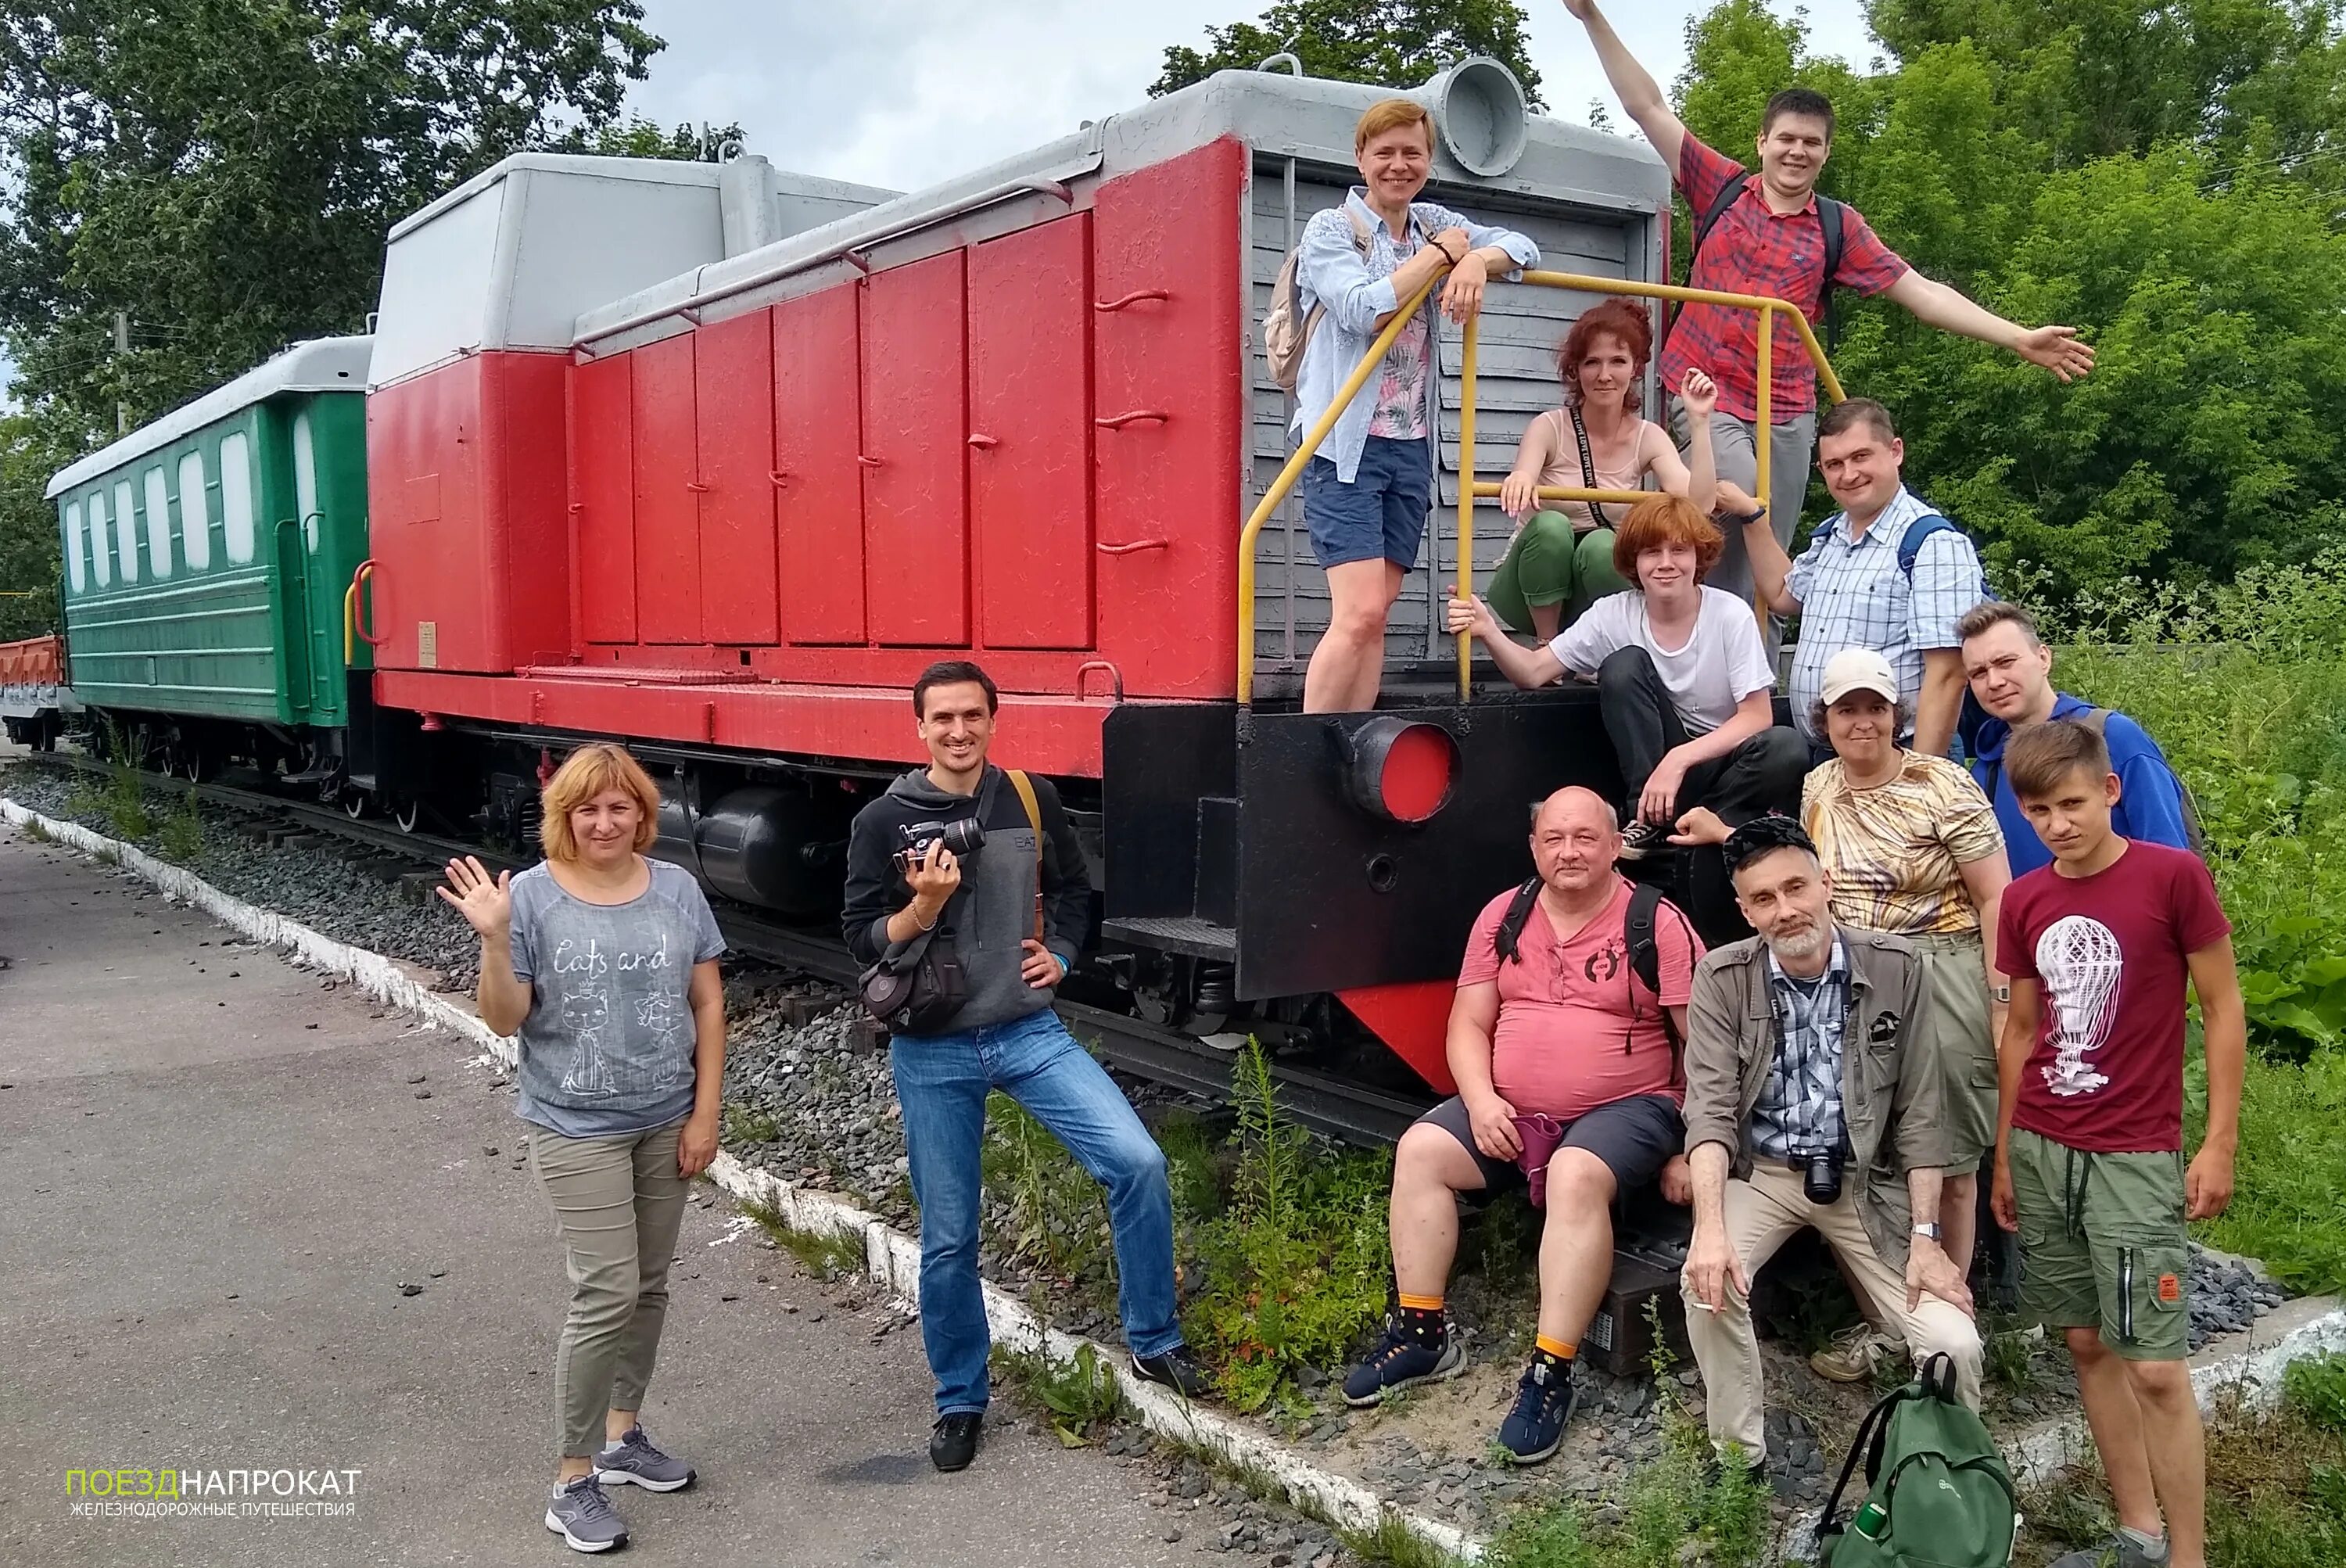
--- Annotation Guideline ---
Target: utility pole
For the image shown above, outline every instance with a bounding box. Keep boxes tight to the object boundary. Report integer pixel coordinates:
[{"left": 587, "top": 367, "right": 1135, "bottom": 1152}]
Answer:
[{"left": 113, "top": 310, "right": 130, "bottom": 434}]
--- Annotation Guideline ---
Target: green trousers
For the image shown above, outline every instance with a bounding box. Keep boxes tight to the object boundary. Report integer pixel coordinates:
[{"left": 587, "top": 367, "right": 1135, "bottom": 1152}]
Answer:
[{"left": 1487, "top": 511, "right": 1630, "bottom": 633}]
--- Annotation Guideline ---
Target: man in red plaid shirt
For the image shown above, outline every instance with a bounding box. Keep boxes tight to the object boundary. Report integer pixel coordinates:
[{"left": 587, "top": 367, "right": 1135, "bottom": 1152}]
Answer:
[{"left": 1562, "top": 0, "right": 2094, "bottom": 634}]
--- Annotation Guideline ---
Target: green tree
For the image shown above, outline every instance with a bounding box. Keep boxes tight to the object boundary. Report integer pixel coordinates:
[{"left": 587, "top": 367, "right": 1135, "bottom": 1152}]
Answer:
[
  {"left": 1151, "top": 0, "right": 1544, "bottom": 106},
  {"left": 0, "top": 415, "right": 67, "bottom": 640},
  {"left": 0, "top": 0, "right": 663, "bottom": 433}
]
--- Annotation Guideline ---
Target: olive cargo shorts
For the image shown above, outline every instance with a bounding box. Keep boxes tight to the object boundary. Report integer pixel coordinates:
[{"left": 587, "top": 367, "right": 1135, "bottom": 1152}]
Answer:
[{"left": 2007, "top": 1127, "right": 2190, "bottom": 1360}]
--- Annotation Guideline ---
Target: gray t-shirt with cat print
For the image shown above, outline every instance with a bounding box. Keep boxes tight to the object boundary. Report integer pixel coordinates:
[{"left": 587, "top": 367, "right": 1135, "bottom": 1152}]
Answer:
[{"left": 507, "top": 859, "right": 726, "bottom": 1138}]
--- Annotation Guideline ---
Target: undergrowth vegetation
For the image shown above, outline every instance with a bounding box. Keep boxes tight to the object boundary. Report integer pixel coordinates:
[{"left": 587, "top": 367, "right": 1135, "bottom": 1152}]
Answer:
[
  {"left": 2031, "top": 553, "right": 2346, "bottom": 1293},
  {"left": 1482, "top": 1305, "right": 1768, "bottom": 1568}
]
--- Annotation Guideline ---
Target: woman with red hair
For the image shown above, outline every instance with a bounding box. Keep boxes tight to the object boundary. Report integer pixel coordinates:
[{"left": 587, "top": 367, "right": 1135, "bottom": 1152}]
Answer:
[
  {"left": 1490, "top": 300, "right": 1731, "bottom": 640},
  {"left": 1452, "top": 494, "right": 1806, "bottom": 867}
]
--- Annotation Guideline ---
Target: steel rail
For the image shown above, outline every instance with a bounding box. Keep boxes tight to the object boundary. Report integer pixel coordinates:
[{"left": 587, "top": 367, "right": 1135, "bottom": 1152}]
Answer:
[{"left": 14, "top": 751, "right": 1425, "bottom": 1145}]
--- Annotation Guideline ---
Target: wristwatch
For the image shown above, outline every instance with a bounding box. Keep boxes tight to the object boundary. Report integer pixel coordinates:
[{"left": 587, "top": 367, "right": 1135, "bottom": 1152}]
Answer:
[
  {"left": 1990, "top": 984, "right": 2012, "bottom": 1004},
  {"left": 1724, "top": 504, "right": 1768, "bottom": 529},
  {"left": 1913, "top": 1222, "right": 1943, "bottom": 1241}
]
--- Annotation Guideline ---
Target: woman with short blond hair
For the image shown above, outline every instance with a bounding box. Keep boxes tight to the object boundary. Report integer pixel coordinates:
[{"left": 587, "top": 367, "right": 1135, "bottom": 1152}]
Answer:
[{"left": 439, "top": 742, "right": 727, "bottom": 1554}]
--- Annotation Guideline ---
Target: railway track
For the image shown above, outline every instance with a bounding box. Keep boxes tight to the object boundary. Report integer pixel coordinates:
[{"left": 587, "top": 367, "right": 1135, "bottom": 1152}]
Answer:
[{"left": 12, "top": 749, "right": 1429, "bottom": 1144}]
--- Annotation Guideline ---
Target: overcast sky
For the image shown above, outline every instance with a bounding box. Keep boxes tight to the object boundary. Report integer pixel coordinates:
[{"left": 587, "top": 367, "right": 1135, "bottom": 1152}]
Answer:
[{"left": 626, "top": 1, "right": 1880, "bottom": 194}]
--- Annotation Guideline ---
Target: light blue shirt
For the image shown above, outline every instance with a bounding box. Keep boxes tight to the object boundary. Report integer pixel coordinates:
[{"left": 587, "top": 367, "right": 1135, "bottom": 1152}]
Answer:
[
  {"left": 1786, "top": 485, "right": 1987, "bottom": 740},
  {"left": 1290, "top": 188, "right": 1538, "bottom": 483}
]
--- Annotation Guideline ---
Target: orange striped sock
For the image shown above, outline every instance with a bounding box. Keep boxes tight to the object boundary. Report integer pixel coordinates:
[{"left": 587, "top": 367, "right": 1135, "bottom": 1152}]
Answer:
[{"left": 1534, "top": 1335, "right": 1577, "bottom": 1362}]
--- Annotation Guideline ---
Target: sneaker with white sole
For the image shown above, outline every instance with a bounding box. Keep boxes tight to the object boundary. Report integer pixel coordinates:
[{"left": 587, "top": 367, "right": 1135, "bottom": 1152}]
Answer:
[
  {"left": 594, "top": 1423, "right": 696, "bottom": 1491},
  {"left": 1616, "top": 820, "right": 1674, "bottom": 862},
  {"left": 1808, "top": 1320, "right": 1907, "bottom": 1383},
  {"left": 544, "top": 1475, "right": 629, "bottom": 1553}
]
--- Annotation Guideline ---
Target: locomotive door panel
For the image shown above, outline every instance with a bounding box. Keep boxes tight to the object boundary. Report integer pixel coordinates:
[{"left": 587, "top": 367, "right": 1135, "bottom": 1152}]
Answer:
[
  {"left": 968, "top": 215, "right": 1093, "bottom": 650},
  {"left": 861, "top": 251, "right": 968, "bottom": 647},
  {"left": 631, "top": 332, "right": 701, "bottom": 644},
  {"left": 694, "top": 308, "right": 779, "bottom": 644},
  {"left": 574, "top": 353, "right": 635, "bottom": 644},
  {"left": 773, "top": 286, "right": 865, "bottom": 644}
]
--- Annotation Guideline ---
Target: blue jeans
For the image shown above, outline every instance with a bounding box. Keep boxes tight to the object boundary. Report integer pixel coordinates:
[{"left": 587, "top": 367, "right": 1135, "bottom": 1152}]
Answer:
[{"left": 889, "top": 1008, "right": 1182, "bottom": 1416}]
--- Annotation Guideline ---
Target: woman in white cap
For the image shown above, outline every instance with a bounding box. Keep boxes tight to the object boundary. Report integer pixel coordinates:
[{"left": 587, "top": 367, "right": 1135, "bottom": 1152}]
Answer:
[{"left": 1677, "top": 646, "right": 2009, "bottom": 1381}]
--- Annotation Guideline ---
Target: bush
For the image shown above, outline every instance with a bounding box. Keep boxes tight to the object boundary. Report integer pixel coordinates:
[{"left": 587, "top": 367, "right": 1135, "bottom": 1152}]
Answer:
[
  {"left": 2195, "top": 1051, "right": 2346, "bottom": 1294},
  {"left": 2283, "top": 1353, "right": 2346, "bottom": 1436},
  {"left": 1189, "top": 1041, "right": 1391, "bottom": 1412}
]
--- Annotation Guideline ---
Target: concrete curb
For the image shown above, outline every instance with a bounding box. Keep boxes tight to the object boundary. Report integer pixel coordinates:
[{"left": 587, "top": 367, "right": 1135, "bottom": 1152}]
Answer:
[{"left": 2, "top": 797, "right": 1479, "bottom": 1563}]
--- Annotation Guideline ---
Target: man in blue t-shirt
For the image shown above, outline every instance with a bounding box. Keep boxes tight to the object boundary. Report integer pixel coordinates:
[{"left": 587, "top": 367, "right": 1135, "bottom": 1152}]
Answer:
[{"left": 1957, "top": 601, "right": 2193, "bottom": 875}]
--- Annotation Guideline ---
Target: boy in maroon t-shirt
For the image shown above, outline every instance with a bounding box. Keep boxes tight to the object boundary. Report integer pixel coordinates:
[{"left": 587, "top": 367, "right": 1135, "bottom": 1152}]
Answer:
[{"left": 1989, "top": 720, "right": 2243, "bottom": 1568}]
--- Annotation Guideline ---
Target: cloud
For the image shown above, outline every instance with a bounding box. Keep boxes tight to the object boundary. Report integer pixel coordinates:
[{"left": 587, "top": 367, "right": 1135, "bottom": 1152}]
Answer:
[{"left": 627, "top": 1, "right": 1878, "bottom": 193}]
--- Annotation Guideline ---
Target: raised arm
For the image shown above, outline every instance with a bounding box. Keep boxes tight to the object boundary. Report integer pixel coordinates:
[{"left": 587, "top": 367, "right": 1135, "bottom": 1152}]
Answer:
[
  {"left": 1736, "top": 512, "right": 1802, "bottom": 616},
  {"left": 1562, "top": 0, "right": 1686, "bottom": 174},
  {"left": 1883, "top": 271, "right": 2095, "bottom": 382},
  {"left": 1641, "top": 366, "right": 1720, "bottom": 513}
]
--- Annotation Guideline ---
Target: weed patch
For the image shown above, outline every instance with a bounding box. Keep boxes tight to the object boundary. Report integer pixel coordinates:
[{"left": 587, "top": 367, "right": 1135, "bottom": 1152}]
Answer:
[
  {"left": 158, "top": 786, "right": 203, "bottom": 862},
  {"left": 20, "top": 816, "right": 51, "bottom": 842},
  {"left": 1189, "top": 1040, "right": 1391, "bottom": 1412},
  {"left": 2283, "top": 1351, "right": 2346, "bottom": 1434},
  {"left": 990, "top": 1340, "right": 1124, "bottom": 1446},
  {"left": 734, "top": 1197, "right": 865, "bottom": 1282}
]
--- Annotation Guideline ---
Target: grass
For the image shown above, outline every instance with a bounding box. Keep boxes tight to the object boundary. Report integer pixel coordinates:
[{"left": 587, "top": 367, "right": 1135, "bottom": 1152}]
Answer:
[
  {"left": 734, "top": 1196, "right": 866, "bottom": 1282},
  {"left": 2014, "top": 1376, "right": 2346, "bottom": 1568},
  {"left": 990, "top": 1340, "right": 1125, "bottom": 1446},
  {"left": 158, "top": 785, "right": 203, "bottom": 862},
  {"left": 1481, "top": 1303, "right": 1770, "bottom": 1568},
  {"left": 19, "top": 816, "right": 51, "bottom": 842}
]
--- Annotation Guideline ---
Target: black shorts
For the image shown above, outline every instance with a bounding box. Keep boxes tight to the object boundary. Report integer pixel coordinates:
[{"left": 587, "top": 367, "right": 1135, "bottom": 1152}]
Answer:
[{"left": 1419, "top": 1091, "right": 1684, "bottom": 1200}]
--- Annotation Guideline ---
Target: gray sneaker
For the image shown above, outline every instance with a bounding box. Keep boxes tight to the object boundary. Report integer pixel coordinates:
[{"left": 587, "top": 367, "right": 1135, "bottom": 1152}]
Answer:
[
  {"left": 2048, "top": 1531, "right": 2171, "bottom": 1568},
  {"left": 544, "top": 1475, "right": 629, "bottom": 1553},
  {"left": 594, "top": 1424, "right": 697, "bottom": 1492}
]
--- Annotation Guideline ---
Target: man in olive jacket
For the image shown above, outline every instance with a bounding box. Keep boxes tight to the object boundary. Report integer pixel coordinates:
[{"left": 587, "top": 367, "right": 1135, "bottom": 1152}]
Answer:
[{"left": 1679, "top": 816, "right": 1982, "bottom": 1469}]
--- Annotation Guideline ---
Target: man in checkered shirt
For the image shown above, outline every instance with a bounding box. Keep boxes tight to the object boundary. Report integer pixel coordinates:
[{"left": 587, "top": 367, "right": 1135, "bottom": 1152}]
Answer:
[
  {"left": 1739, "top": 399, "right": 1988, "bottom": 759},
  {"left": 1562, "top": 0, "right": 2093, "bottom": 623}
]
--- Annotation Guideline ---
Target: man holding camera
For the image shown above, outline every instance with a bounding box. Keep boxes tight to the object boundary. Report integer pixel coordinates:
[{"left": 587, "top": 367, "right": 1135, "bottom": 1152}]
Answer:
[
  {"left": 1679, "top": 816, "right": 1982, "bottom": 1472},
  {"left": 843, "top": 661, "right": 1208, "bottom": 1474}
]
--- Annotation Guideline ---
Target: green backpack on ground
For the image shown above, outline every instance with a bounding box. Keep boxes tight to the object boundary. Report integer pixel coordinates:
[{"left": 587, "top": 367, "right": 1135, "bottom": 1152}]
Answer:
[{"left": 1817, "top": 1354, "right": 2018, "bottom": 1568}]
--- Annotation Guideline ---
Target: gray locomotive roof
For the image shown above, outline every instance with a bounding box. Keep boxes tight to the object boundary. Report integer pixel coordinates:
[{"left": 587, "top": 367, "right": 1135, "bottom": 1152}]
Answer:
[
  {"left": 45, "top": 335, "right": 374, "bottom": 500},
  {"left": 387, "top": 152, "right": 899, "bottom": 243},
  {"left": 573, "top": 68, "right": 1670, "bottom": 346}
]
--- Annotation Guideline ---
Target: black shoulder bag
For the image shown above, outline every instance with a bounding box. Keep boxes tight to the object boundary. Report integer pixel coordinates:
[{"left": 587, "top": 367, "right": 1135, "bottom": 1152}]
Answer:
[{"left": 857, "top": 919, "right": 968, "bottom": 1036}]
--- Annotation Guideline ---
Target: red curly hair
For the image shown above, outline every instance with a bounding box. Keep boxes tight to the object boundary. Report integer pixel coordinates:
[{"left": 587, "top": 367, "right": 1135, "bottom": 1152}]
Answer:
[
  {"left": 1611, "top": 495, "right": 1724, "bottom": 586},
  {"left": 1556, "top": 298, "right": 1653, "bottom": 413}
]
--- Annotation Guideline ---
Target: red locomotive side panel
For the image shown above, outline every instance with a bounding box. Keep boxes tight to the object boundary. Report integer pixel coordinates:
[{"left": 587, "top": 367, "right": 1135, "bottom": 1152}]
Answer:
[
  {"left": 970, "top": 214, "right": 1094, "bottom": 650},
  {"left": 773, "top": 286, "right": 866, "bottom": 644},
  {"left": 368, "top": 352, "right": 569, "bottom": 673},
  {"left": 572, "top": 353, "right": 636, "bottom": 644},
  {"left": 1092, "top": 138, "right": 1247, "bottom": 699},
  {"left": 861, "top": 251, "right": 969, "bottom": 647},
  {"left": 694, "top": 308, "right": 779, "bottom": 645},
  {"left": 630, "top": 333, "right": 701, "bottom": 644}
]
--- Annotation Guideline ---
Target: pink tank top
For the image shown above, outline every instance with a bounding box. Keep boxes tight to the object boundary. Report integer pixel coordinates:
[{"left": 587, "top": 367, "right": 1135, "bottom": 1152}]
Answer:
[{"left": 1534, "top": 408, "right": 1652, "bottom": 531}]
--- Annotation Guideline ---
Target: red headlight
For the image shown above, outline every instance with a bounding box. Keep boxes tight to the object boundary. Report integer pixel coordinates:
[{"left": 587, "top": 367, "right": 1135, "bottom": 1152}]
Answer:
[{"left": 1342, "top": 716, "right": 1458, "bottom": 825}]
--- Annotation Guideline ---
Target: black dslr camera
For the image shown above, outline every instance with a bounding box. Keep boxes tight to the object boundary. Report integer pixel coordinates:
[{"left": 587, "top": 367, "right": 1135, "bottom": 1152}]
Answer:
[
  {"left": 896, "top": 816, "right": 985, "bottom": 870},
  {"left": 1796, "top": 1148, "right": 1845, "bottom": 1206}
]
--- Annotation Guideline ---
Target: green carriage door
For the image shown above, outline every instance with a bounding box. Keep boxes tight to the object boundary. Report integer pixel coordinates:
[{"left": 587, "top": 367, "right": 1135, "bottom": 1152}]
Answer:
[{"left": 289, "top": 406, "right": 343, "bottom": 726}]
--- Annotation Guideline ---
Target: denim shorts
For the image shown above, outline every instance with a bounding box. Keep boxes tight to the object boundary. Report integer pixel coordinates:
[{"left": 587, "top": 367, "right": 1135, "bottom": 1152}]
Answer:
[{"left": 1303, "top": 435, "right": 1433, "bottom": 569}]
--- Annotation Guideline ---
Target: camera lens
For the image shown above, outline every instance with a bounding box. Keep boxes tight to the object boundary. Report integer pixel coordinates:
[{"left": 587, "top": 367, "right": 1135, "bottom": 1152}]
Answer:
[
  {"left": 941, "top": 817, "right": 985, "bottom": 856},
  {"left": 1803, "top": 1151, "right": 1842, "bottom": 1206}
]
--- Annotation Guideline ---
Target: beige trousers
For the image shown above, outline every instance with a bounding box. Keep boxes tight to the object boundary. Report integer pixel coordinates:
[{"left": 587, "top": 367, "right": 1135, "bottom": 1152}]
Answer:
[{"left": 1684, "top": 1163, "right": 1982, "bottom": 1462}]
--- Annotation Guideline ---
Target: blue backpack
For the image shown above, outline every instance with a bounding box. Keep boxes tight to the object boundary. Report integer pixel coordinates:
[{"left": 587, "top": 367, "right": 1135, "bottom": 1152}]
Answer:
[{"left": 1891, "top": 511, "right": 1996, "bottom": 759}]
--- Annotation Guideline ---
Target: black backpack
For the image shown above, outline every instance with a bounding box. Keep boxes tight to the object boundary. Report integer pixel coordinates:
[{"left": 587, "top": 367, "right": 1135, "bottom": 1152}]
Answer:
[
  {"left": 1675, "top": 172, "right": 1849, "bottom": 348},
  {"left": 1493, "top": 879, "right": 1686, "bottom": 1058}
]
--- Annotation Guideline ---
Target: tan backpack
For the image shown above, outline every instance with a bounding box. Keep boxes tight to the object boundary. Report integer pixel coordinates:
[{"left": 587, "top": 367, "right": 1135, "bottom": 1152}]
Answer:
[{"left": 1263, "top": 205, "right": 1376, "bottom": 394}]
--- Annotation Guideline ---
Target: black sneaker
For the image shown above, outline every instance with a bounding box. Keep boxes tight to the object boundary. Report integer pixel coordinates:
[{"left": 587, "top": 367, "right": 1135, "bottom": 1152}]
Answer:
[
  {"left": 1341, "top": 1322, "right": 1465, "bottom": 1407},
  {"left": 1616, "top": 820, "right": 1674, "bottom": 862},
  {"left": 1132, "top": 1344, "right": 1213, "bottom": 1398},
  {"left": 929, "top": 1412, "right": 982, "bottom": 1473},
  {"left": 1495, "top": 1359, "right": 1577, "bottom": 1465}
]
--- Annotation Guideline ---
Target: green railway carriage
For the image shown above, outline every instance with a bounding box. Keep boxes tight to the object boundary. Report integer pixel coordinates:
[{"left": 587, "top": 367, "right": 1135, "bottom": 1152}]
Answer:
[{"left": 46, "top": 336, "right": 373, "bottom": 777}]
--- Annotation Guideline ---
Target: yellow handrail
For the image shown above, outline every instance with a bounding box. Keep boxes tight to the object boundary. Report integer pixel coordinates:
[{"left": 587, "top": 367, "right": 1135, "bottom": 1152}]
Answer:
[{"left": 1236, "top": 267, "right": 1844, "bottom": 705}]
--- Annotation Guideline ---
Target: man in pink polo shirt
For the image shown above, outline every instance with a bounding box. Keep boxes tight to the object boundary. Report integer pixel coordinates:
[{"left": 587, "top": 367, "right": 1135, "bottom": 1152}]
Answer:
[
  {"left": 1343, "top": 787, "right": 1700, "bottom": 1466},
  {"left": 1562, "top": 0, "right": 2095, "bottom": 625}
]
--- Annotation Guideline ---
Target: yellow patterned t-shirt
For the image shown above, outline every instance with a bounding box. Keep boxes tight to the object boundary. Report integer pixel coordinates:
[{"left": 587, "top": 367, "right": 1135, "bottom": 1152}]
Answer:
[{"left": 1802, "top": 752, "right": 2003, "bottom": 935}]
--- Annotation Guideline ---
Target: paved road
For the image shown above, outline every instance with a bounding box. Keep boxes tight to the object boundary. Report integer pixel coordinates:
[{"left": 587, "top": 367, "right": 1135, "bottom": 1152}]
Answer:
[{"left": 0, "top": 826, "right": 1196, "bottom": 1567}]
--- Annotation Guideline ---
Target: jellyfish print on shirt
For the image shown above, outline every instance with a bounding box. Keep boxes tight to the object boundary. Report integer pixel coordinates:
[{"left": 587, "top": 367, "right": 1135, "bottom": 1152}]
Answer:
[{"left": 2036, "top": 914, "right": 2123, "bottom": 1097}]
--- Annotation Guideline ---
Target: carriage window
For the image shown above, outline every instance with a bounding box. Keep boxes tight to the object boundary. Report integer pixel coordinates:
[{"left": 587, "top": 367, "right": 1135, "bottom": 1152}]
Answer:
[
  {"left": 113, "top": 479, "right": 137, "bottom": 583},
  {"left": 178, "top": 451, "right": 211, "bottom": 570},
  {"left": 220, "top": 432, "right": 255, "bottom": 564},
  {"left": 89, "top": 490, "right": 111, "bottom": 586},
  {"left": 292, "top": 410, "right": 320, "bottom": 554},
  {"left": 143, "top": 467, "right": 172, "bottom": 579},
  {"left": 65, "top": 501, "right": 84, "bottom": 593}
]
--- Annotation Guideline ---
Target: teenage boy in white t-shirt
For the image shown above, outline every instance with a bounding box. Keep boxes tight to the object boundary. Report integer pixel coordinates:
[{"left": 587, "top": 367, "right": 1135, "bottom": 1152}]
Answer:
[{"left": 1450, "top": 494, "right": 1809, "bottom": 861}]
